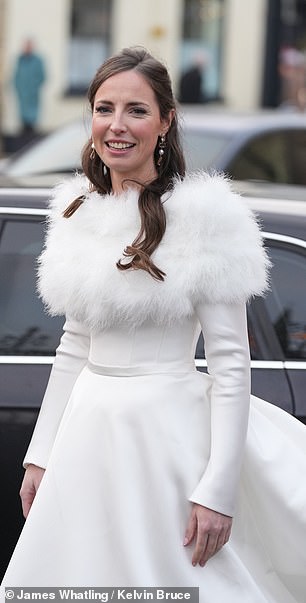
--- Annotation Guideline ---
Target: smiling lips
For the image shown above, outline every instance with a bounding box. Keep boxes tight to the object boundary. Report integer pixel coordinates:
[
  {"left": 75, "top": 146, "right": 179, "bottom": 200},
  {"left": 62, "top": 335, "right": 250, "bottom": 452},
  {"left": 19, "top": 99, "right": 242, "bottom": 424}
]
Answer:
[{"left": 106, "top": 141, "right": 135, "bottom": 150}]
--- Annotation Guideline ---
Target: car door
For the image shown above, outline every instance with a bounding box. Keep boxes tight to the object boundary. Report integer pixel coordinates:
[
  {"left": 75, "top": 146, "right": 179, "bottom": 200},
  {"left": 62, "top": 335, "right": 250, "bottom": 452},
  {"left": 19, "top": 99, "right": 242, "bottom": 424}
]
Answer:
[
  {"left": 260, "top": 233, "right": 306, "bottom": 422},
  {"left": 0, "top": 207, "right": 64, "bottom": 579},
  {"left": 0, "top": 209, "right": 64, "bottom": 405}
]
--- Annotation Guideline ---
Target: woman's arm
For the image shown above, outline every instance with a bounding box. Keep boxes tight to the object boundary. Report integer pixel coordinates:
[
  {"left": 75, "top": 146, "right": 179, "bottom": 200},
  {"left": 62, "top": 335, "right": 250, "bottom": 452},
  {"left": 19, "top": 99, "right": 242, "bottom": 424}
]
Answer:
[
  {"left": 184, "top": 302, "right": 251, "bottom": 565},
  {"left": 20, "top": 318, "right": 89, "bottom": 518},
  {"left": 189, "top": 301, "right": 251, "bottom": 515},
  {"left": 23, "top": 318, "right": 90, "bottom": 470}
]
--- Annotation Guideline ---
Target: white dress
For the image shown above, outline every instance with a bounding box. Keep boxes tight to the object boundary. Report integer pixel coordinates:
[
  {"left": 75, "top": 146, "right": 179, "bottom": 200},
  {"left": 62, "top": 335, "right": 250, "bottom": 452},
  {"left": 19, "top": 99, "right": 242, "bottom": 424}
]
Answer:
[{"left": 2, "top": 174, "right": 306, "bottom": 602}]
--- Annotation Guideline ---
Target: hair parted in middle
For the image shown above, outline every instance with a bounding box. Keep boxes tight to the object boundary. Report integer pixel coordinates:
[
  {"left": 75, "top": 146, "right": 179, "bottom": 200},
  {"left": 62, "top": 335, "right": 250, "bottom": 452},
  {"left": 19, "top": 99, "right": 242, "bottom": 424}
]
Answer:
[{"left": 64, "top": 46, "right": 186, "bottom": 281}]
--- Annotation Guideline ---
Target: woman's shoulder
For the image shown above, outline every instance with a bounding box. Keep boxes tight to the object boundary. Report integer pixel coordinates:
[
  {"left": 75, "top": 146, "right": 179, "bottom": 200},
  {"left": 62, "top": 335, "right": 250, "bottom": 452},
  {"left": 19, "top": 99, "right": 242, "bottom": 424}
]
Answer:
[
  {"left": 169, "top": 171, "right": 253, "bottom": 225},
  {"left": 164, "top": 171, "right": 271, "bottom": 303},
  {"left": 48, "top": 173, "right": 90, "bottom": 216},
  {"left": 167, "top": 171, "right": 263, "bottom": 248}
]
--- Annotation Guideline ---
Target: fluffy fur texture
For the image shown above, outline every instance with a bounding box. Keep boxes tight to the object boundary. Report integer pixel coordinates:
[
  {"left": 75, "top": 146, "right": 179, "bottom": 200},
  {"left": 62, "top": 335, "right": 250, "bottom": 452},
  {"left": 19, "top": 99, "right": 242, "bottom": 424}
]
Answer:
[{"left": 38, "top": 172, "right": 270, "bottom": 330}]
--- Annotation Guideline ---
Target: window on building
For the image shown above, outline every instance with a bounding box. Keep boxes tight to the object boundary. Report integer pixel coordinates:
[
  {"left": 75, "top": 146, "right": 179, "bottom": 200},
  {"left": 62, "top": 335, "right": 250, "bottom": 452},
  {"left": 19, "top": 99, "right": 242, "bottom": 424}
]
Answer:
[
  {"left": 179, "top": 0, "right": 225, "bottom": 103},
  {"left": 67, "top": 0, "right": 112, "bottom": 95},
  {"left": 263, "top": 0, "right": 306, "bottom": 107}
]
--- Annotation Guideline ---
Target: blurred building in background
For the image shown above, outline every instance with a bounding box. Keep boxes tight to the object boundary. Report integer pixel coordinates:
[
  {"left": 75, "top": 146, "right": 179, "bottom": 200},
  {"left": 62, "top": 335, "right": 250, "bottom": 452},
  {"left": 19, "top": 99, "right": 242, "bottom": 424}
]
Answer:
[
  {"left": 1, "top": 0, "right": 306, "bottom": 151},
  {"left": 0, "top": 0, "right": 6, "bottom": 154}
]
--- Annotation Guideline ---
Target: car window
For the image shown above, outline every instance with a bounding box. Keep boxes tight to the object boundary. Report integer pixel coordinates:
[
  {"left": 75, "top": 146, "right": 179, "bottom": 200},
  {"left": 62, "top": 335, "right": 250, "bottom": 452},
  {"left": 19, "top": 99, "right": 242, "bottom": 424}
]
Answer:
[
  {"left": 6, "top": 121, "right": 87, "bottom": 176},
  {"left": 0, "top": 217, "right": 64, "bottom": 355},
  {"left": 228, "top": 132, "right": 289, "bottom": 183},
  {"left": 195, "top": 309, "right": 263, "bottom": 361},
  {"left": 284, "top": 130, "right": 306, "bottom": 185},
  {"left": 182, "top": 129, "right": 231, "bottom": 171},
  {"left": 247, "top": 311, "right": 263, "bottom": 360},
  {"left": 228, "top": 129, "right": 306, "bottom": 185},
  {"left": 264, "top": 244, "right": 306, "bottom": 359}
]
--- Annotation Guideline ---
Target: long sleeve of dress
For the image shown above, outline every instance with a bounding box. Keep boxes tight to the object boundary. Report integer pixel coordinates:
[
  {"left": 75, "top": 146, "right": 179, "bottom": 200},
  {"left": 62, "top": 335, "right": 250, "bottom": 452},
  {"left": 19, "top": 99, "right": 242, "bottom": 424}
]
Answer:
[
  {"left": 189, "top": 302, "right": 251, "bottom": 517},
  {"left": 23, "top": 318, "right": 90, "bottom": 470}
]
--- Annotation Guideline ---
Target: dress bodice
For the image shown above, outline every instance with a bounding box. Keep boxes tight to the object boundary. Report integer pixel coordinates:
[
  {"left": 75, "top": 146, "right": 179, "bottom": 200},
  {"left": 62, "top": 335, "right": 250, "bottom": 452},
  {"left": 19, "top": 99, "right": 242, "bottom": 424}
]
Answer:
[{"left": 89, "top": 315, "right": 201, "bottom": 370}]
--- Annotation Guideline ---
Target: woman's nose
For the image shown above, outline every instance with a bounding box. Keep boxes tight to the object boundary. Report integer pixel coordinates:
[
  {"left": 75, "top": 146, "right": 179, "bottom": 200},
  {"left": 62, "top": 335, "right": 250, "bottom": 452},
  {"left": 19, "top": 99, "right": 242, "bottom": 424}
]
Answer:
[{"left": 110, "top": 112, "right": 127, "bottom": 133}]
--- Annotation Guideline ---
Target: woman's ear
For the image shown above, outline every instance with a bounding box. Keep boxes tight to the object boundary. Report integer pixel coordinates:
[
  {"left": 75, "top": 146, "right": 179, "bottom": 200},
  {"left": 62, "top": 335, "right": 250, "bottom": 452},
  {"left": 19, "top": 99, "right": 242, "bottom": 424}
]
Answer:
[{"left": 162, "top": 108, "right": 176, "bottom": 135}]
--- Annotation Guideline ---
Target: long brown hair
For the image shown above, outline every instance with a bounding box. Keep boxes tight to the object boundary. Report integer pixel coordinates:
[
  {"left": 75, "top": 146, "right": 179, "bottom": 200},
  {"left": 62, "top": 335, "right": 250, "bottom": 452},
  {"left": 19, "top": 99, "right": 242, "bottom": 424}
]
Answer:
[{"left": 64, "top": 47, "right": 186, "bottom": 280}]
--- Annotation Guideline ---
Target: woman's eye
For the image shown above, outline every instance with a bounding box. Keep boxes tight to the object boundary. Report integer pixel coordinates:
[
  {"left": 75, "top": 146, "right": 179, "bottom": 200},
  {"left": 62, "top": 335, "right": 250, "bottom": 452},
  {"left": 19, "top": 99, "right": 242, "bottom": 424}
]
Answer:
[
  {"left": 131, "top": 107, "right": 147, "bottom": 115},
  {"left": 95, "top": 106, "right": 111, "bottom": 114}
]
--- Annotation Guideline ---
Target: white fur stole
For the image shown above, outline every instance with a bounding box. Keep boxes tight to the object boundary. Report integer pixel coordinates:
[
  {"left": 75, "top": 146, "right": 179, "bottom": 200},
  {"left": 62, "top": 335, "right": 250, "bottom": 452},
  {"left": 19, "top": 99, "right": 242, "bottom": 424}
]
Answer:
[{"left": 37, "top": 172, "right": 270, "bottom": 330}]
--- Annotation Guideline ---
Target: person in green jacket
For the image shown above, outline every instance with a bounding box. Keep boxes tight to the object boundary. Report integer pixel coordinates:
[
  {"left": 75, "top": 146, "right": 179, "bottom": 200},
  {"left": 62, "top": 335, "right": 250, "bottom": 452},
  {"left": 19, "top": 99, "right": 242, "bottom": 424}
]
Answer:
[{"left": 14, "top": 39, "right": 46, "bottom": 133}]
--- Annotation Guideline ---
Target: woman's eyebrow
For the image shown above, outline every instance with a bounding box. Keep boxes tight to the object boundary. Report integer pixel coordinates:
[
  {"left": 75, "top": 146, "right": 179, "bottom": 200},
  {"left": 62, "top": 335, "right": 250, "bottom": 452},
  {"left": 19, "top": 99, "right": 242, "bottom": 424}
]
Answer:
[
  {"left": 126, "top": 101, "right": 150, "bottom": 107},
  {"left": 94, "top": 99, "right": 150, "bottom": 108}
]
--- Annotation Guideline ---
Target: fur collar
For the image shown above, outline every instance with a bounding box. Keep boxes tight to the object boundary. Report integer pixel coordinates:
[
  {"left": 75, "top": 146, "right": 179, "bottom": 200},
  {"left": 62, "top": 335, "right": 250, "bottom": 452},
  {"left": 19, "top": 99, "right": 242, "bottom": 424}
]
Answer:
[{"left": 38, "top": 172, "right": 270, "bottom": 330}]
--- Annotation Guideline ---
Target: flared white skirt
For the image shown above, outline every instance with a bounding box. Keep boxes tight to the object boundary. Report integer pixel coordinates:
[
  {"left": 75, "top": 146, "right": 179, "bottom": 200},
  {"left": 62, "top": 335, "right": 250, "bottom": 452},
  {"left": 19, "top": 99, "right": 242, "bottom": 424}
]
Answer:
[{"left": 2, "top": 366, "right": 306, "bottom": 603}]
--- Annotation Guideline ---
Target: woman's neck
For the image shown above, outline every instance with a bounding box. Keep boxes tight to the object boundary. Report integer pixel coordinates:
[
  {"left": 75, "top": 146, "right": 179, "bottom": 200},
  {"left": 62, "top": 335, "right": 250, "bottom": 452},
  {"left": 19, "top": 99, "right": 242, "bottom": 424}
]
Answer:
[{"left": 110, "top": 168, "right": 158, "bottom": 194}]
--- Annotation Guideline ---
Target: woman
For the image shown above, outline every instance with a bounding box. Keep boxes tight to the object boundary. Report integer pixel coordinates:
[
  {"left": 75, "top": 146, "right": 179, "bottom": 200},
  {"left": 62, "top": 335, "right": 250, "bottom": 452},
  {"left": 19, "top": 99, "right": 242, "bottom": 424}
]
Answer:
[{"left": 2, "top": 47, "right": 306, "bottom": 602}]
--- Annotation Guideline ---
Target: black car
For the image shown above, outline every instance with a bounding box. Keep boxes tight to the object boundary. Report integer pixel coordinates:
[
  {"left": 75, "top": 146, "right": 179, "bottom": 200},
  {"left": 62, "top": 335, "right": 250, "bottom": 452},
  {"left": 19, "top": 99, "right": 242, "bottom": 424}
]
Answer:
[{"left": 1, "top": 180, "right": 306, "bottom": 579}]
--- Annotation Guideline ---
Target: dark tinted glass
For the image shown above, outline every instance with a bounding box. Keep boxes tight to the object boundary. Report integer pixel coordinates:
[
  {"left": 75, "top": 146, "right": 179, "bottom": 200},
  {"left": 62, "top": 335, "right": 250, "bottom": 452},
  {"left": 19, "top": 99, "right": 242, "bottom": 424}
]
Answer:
[
  {"left": 229, "top": 129, "right": 306, "bottom": 185},
  {"left": 0, "top": 218, "right": 63, "bottom": 355},
  {"left": 247, "top": 312, "right": 262, "bottom": 360},
  {"left": 264, "top": 245, "right": 306, "bottom": 359},
  {"left": 229, "top": 132, "right": 289, "bottom": 183},
  {"left": 195, "top": 311, "right": 262, "bottom": 361},
  {"left": 285, "top": 130, "right": 306, "bottom": 185}
]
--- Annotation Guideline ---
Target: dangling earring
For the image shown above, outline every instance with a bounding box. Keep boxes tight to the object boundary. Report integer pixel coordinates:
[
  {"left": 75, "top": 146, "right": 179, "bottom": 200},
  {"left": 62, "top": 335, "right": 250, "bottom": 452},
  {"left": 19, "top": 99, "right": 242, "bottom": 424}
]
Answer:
[
  {"left": 157, "top": 134, "right": 166, "bottom": 167},
  {"left": 90, "top": 142, "right": 96, "bottom": 160}
]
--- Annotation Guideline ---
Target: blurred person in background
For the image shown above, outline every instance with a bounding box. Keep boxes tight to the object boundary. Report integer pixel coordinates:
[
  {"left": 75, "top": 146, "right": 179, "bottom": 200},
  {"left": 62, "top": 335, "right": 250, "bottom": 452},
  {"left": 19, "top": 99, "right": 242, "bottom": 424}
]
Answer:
[
  {"left": 13, "top": 39, "right": 46, "bottom": 134},
  {"left": 278, "top": 45, "right": 306, "bottom": 111},
  {"left": 178, "top": 53, "right": 209, "bottom": 103}
]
